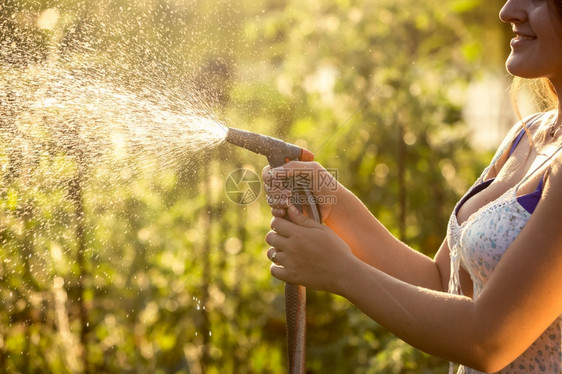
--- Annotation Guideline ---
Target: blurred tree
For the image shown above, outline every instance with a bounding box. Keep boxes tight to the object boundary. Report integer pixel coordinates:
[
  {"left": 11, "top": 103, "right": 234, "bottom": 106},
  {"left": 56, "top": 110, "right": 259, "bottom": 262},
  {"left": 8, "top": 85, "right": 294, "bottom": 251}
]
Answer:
[{"left": 0, "top": 0, "right": 511, "bottom": 373}]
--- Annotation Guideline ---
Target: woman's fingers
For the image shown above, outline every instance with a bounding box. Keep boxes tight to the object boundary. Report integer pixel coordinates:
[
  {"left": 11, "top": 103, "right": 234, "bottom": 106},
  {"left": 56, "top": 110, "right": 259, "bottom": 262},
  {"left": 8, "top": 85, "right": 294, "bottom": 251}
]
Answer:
[
  {"left": 285, "top": 204, "right": 320, "bottom": 228},
  {"left": 265, "top": 228, "right": 290, "bottom": 248},
  {"left": 262, "top": 164, "right": 297, "bottom": 209},
  {"left": 266, "top": 247, "right": 284, "bottom": 265},
  {"left": 266, "top": 190, "right": 291, "bottom": 209},
  {"left": 269, "top": 215, "right": 306, "bottom": 237},
  {"left": 270, "top": 262, "right": 289, "bottom": 281},
  {"left": 271, "top": 207, "right": 286, "bottom": 217}
]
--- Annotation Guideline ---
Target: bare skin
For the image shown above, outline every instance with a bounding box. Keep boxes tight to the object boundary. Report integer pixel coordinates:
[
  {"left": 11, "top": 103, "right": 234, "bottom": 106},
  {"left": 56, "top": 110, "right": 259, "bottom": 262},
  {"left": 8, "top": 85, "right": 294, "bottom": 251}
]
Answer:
[{"left": 262, "top": 0, "right": 562, "bottom": 371}]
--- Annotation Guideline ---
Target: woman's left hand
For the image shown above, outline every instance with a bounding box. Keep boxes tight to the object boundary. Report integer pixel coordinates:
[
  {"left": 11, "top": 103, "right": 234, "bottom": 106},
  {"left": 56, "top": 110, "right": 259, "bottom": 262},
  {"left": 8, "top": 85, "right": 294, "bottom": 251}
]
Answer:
[{"left": 265, "top": 204, "right": 356, "bottom": 294}]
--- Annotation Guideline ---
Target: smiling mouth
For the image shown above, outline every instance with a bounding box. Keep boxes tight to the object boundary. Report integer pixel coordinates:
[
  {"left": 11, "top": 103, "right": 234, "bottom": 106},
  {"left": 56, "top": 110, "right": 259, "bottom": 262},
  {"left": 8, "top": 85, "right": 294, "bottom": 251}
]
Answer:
[
  {"left": 514, "top": 34, "right": 536, "bottom": 41},
  {"left": 510, "top": 33, "right": 537, "bottom": 49}
]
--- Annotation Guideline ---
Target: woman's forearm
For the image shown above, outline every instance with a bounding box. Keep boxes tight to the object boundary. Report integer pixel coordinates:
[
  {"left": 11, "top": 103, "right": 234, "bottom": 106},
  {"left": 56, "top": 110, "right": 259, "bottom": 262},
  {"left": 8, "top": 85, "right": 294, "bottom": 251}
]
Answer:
[
  {"left": 325, "top": 184, "right": 444, "bottom": 290},
  {"left": 336, "top": 256, "right": 502, "bottom": 372}
]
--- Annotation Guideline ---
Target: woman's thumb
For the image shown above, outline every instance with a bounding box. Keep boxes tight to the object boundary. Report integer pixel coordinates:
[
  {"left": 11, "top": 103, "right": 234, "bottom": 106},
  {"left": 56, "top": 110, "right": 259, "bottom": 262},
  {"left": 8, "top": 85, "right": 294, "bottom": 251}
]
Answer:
[{"left": 287, "top": 204, "right": 319, "bottom": 228}]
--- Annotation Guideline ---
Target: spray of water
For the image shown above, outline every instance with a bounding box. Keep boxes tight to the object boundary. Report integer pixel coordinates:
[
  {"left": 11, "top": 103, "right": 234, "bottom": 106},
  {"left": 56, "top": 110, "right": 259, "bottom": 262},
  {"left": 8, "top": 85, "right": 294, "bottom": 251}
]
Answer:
[
  {"left": 0, "top": 60, "right": 228, "bottom": 188},
  {"left": 0, "top": 0, "right": 236, "bottom": 191}
]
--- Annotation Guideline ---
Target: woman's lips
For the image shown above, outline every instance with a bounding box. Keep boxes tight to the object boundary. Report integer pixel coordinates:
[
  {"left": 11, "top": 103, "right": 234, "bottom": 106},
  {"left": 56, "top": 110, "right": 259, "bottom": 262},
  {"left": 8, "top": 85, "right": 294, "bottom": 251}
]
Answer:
[{"left": 511, "top": 33, "right": 537, "bottom": 48}]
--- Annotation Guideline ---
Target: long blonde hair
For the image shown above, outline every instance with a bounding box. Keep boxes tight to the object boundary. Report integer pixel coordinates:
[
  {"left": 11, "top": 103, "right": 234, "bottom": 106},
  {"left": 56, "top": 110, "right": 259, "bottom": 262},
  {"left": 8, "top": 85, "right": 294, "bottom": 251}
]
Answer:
[
  {"left": 510, "top": 77, "right": 558, "bottom": 120},
  {"left": 508, "top": 77, "right": 558, "bottom": 148}
]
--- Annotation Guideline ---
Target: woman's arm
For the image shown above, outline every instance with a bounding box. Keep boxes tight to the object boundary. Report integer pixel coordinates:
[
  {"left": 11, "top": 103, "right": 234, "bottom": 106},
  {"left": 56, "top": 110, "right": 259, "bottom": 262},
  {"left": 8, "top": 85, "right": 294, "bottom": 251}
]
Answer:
[
  {"left": 326, "top": 181, "right": 452, "bottom": 291},
  {"left": 263, "top": 116, "right": 540, "bottom": 292},
  {"left": 267, "top": 163, "right": 562, "bottom": 371},
  {"left": 264, "top": 162, "right": 449, "bottom": 291}
]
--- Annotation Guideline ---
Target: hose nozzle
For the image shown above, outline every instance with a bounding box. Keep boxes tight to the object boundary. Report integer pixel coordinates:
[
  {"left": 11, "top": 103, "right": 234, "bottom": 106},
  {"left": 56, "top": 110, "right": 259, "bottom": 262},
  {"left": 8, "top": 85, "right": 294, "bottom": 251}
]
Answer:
[
  {"left": 226, "top": 127, "right": 317, "bottom": 374},
  {"left": 225, "top": 127, "right": 314, "bottom": 168}
]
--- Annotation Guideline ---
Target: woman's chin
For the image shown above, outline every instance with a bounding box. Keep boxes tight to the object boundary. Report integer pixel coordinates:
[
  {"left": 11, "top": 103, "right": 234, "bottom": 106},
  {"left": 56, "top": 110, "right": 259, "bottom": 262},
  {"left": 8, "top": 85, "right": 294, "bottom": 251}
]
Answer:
[{"left": 505, "top": 58, "right": 544, "bottom": 79}]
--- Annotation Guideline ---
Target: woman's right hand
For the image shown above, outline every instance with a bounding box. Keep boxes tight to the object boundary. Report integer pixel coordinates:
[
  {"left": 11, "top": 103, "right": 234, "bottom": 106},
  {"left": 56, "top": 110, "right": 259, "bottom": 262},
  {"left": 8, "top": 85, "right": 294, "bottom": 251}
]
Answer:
[{"left": 262, "top": 161, "right": 340, "bottom": 221}]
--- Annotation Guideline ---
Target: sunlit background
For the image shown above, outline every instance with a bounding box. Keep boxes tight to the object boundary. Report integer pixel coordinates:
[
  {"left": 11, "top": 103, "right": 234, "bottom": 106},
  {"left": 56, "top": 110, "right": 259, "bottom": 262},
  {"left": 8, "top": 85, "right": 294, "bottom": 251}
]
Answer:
[{"left": 0, "top": 0, "right": 531, "bottom": 373}]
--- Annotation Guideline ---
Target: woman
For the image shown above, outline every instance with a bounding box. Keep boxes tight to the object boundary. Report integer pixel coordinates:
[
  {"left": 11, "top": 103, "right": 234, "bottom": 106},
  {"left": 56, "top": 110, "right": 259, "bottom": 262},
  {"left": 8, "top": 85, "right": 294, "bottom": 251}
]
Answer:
[{"left": 262, "top": 0, "right": 562, "bottom": 372}]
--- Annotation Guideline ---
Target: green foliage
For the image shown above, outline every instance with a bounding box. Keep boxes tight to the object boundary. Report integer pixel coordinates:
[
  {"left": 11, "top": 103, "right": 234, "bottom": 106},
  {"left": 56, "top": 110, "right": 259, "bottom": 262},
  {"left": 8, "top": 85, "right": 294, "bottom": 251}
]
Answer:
[{"left": 0, "top": 0, "right": 505, "bottom": 373}]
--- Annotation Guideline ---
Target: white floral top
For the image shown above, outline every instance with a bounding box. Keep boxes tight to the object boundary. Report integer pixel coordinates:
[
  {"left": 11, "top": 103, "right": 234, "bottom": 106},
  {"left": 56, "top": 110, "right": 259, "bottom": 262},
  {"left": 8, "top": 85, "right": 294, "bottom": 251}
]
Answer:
[{"left": 447, "top": 113, "right": 562, "bottom": 373}]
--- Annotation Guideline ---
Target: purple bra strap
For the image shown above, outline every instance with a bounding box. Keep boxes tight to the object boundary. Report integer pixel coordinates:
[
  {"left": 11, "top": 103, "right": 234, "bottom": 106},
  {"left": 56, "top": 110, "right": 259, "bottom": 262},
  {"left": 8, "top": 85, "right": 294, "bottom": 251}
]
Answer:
[
  {"left": 517, "top": 177, "right": 544, "bottom": 214},
  {"left": 508, "top": 113, "right": 544, "bottom": 158},
  {"left": 508, "top": 128, "right": 527, "bottom": 158}
]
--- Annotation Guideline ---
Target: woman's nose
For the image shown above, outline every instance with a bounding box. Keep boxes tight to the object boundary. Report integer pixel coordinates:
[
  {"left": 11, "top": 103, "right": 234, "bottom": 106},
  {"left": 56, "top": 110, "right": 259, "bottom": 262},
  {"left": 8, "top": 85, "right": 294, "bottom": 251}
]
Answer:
[{"left": 499, "top": 0, "right": 525, "bottom": 24}]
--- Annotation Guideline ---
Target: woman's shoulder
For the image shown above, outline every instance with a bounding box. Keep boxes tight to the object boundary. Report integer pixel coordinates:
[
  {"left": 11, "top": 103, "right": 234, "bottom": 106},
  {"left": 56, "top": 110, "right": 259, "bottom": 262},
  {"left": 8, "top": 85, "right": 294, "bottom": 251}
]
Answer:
[
  {"left": 508, "top": 111, "right": 553, "bottom": 134},
  {"left": 493, "top": 112, "right": 552, "bottom": 157},
  {"left": 481, "top": 112, "right": 552, "bottom": 180},
  {"left": 509, "top": 111, "right": 553, "bottom": 136}
]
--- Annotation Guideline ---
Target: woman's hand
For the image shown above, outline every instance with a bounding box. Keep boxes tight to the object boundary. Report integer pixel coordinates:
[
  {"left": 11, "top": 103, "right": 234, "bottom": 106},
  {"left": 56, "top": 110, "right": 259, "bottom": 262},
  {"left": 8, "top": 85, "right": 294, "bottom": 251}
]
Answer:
[
  {"left": 262, "top": 161, "right": 339, "bottom": 221},
  {"left": 265, "top": 204, "right": 357, "bottom": 294}
]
